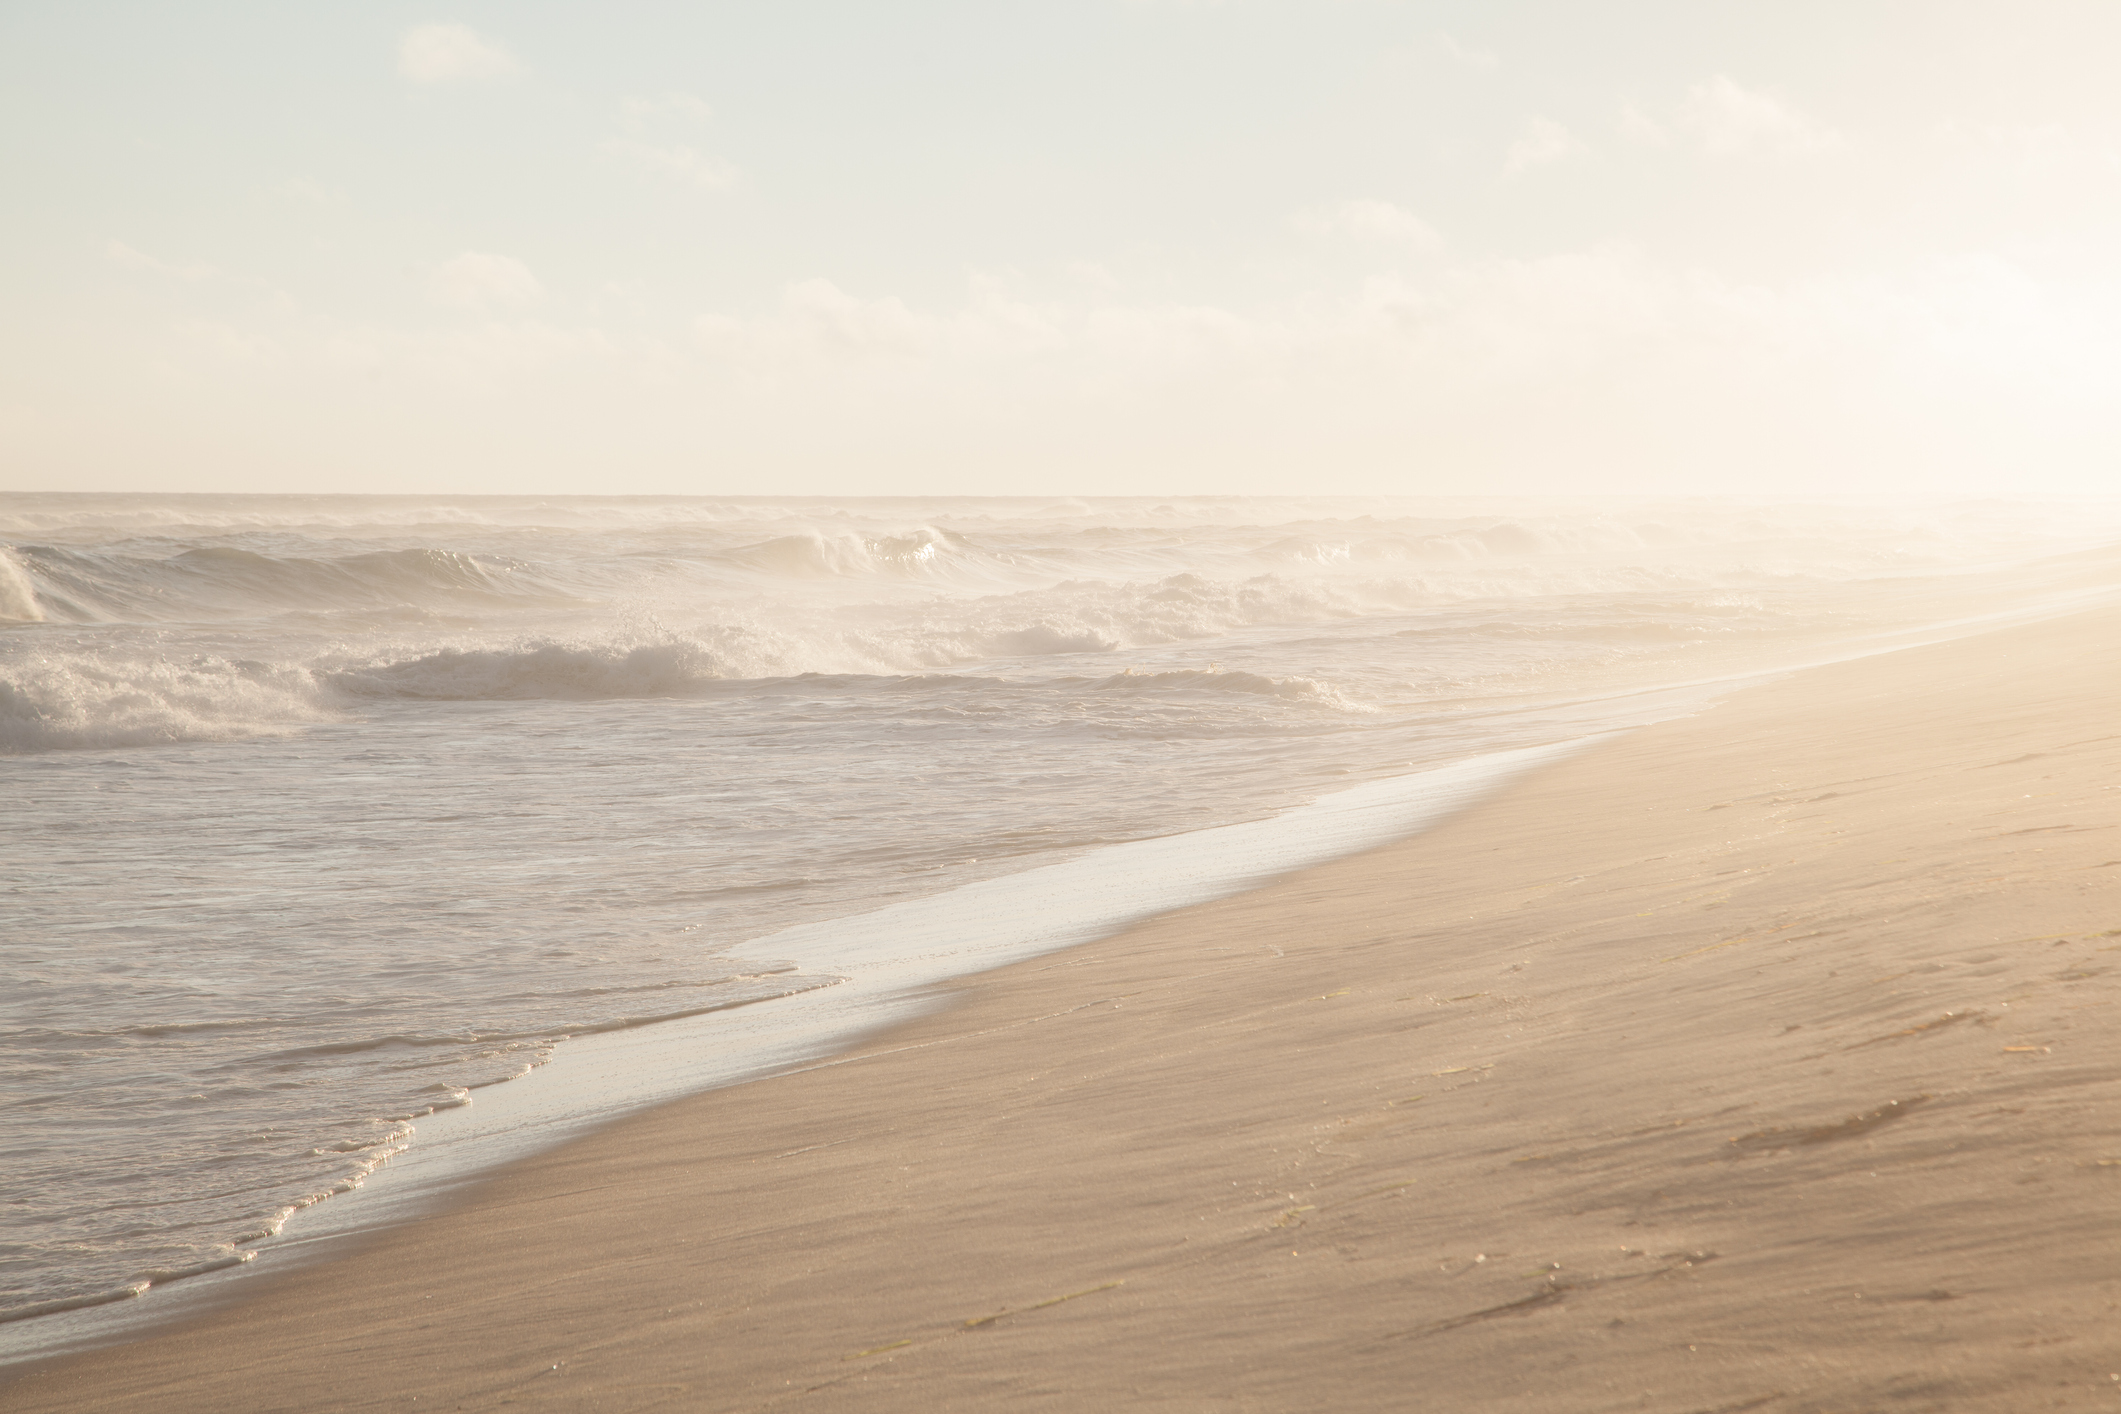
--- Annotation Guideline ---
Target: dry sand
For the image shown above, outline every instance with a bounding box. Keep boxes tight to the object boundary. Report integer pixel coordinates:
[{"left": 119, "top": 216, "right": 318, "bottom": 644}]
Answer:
[{"left": 7, "top": 606, "right": 2120, "bottom": 1412}]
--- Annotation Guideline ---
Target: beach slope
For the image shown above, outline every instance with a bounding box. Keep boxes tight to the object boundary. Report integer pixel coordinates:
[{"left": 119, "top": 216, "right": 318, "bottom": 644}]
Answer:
[{"left": 7, "top": 606, "right": 2120, "bottom": 1412}]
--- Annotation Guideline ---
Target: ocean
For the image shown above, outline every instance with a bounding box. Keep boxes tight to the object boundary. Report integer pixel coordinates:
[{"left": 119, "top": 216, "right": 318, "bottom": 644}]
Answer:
[{"left": 3, "top": 492, "right": 2115, "bottom": 1344}]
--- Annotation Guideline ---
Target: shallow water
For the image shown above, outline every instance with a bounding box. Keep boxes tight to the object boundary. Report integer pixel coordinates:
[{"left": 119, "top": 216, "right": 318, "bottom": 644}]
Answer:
[{"left": 3, "top": 492, "right": 2115, "bottom": 1330}]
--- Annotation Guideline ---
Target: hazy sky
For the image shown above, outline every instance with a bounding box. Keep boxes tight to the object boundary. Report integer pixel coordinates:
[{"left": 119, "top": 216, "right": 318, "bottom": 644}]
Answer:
[{"left": 6, "top": 1, "right": 2121, "bottom": 496}]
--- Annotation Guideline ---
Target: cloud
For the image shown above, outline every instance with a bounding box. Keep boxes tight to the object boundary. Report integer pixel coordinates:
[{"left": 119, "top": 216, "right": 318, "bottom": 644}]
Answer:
[
  {"left": 672, "top": 249, "right": 2121, "bottom": 437},
  {"left": 1436, "top": 33, "right": 1498, "bottom": 71},
  {"left": 105, "top": 239, "right": 215, "bottom": 281},
  {"left": 1938, "top": 120, "right": 2108, "bottom": 176},
  {"left": 776, "top": 279, "right": 936, "bottom": 358},
  {"left": 277, "top": 178, "right": 346, "bottom": 208},
  {"left": 1617, "top": 104, "right": 1669, "bottom": 147},
  {"left": 312, "top": 317, "right": 612, "bottom": 392},
  {"left": 104, "top": 240, "right": 292, "bottom": 306},
  {"left": 607, "top": 93, "right": 736, "bottom": 190},
  {"left": 63, "top": 243, "right": 2121, "bottom": 494},
  {"left": 1504, "top": 117, "right": 1586, "bottom": 174},
  {"left": 603, "top": 140, "right": 740, "bottom": 190},
  {"left": 1293, "top": 200, "right": 1442, "bottom": 250},
  {"left": 621, "top": 94, "right": 714, "bottom": 125},
  {"left": 1067, "top": 261, "right": 1120, "bottom": 292},
  {"left": 397, "top": 23, "right": 520, "bottom": 84},
  {"left": 428, "top": 252, "right": 543, "bottom": 310},
  {"left": 1679, "top": 76, "right": 1838, "bottom": 157}
]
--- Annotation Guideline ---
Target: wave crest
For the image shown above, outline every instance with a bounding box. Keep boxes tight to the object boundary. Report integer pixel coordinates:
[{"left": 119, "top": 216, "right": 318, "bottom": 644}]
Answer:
[
  {"left": 0, "top": 548, "right": 43, "bottom": 623},
  {"left": 5, "top": 542, "right": 574, "bottom": 625},
  {"left": 324, "top": 640, "right": 731, "bottom": 701},
  {"left": 726, "top": 527, "right": 965, "bottom": 579},
  {"left": 1095, "top": 666, "right": 1366, "bottom": 709},
  {"left": 0, "top": 654, "right": 332, "bottom": 753}
]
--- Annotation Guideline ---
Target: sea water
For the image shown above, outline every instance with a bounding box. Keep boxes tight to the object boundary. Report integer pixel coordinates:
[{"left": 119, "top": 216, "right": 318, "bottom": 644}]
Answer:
[{"left": 3, "top": 493, "right": 2116, "bottom": 1344}]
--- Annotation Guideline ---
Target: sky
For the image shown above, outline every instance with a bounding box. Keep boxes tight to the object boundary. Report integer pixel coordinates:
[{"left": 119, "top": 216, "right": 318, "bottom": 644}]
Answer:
[{"left": 5, "top": 0, "right": 2121, "bottom": 497}]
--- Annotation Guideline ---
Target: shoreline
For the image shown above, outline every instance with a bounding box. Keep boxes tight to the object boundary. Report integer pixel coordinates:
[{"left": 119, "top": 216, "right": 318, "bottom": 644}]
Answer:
[
  {"left": 8, "top": 601, "right": 2121, "bottom": 1409},
  {"left": 10, "top": 574, "right": 2104, "bottom": 1360},
  {"left": 0, "top": 736, "right": 1604, "bottom": 1366}
]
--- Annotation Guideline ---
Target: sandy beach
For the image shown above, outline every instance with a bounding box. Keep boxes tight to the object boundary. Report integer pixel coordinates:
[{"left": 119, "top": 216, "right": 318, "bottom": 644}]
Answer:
[{"left": 7, "top": 601, "right": 2119, "bottom": 1412}]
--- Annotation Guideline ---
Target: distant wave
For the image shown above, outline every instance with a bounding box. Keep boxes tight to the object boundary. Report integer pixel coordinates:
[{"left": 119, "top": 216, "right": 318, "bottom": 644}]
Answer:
[
  {"left": 1092, "top": 666, "right": 1369, "bottom": 709},
  {"left": 7, "top": 493, "right": 2106, "bottom": 753},
  {"left": 0, "top": 494, "right": 789, "bottom": 537},
  {"left": 323, "top": 641, "right": 732, "bottom": 701},
  {"left": 723, "top": 527, "right": 973, "bottom": 579},
  {"left": 0, "top": 626, "right": 1382, "bottom": 753},
  {"left": 5, "top": 543, "right": 579, "bottom": 625},
  {"left": 0, "top": 498, "right": 2011, "bottom": 636},
  {"left": 0, "top": 550, "right": 1773, "bottom": 753},
  {"left": 0, "top": 526, "right": 1009, "bottom": 628},
  {"left": 0, "top": 638, "right": 752, "bottom": 752}
]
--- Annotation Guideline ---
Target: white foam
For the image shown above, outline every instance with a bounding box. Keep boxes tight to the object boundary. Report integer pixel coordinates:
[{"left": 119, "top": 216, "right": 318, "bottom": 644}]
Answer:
[
  {"left": 0, "top": 650, "right": 333, "bottom": 753},
  {"left": 0, "top": 548, "right": 41, "bottom": 623}
]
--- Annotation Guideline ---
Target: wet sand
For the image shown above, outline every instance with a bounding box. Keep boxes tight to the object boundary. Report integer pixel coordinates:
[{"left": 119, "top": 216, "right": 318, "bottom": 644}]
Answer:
[{"left": 7, "top": 605, "right": 2120, "bottom": 1412}]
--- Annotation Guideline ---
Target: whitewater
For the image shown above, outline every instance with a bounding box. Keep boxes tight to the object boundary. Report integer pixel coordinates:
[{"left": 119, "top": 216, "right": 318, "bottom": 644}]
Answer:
[{"left": 4, "top": 492, "right": 2117, "bottom": 1344}]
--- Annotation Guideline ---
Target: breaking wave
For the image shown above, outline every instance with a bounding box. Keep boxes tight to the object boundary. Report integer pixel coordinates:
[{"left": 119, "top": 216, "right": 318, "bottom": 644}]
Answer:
[
  {"left": 1092, "top": 667, "right": 1369, "bottom": 709},
  {"left": 323, "top": 641, "right": 732, "bottom": 701},
  {"left": 0, "top": 653, "right": 334, "bottom": 754},
  {"left": 7, "top": 494, "right": 2109, "bottom": 755},
  {"left": 724, "top": 527, "right": 970, "bottom": 579},
  {"left": 0, "top": 549, "right": 42, "bottom": 623},
  {"left": 0, "top": 627, "right": 1381, "bottom": 753},
  {"left": 7, "top": 543, "right": 578, "bottom": 625}
]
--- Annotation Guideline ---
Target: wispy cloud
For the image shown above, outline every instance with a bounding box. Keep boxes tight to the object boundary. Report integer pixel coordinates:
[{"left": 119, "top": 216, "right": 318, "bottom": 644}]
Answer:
[
  {"left": 318, "top": 319, "right": 612, "bottom": 391},
  {"left": 1436, "top": 33, "right": 1498, "bottom": 71},
  {"left": 622, "top": 94, "right": 713, "bottom": 125},
  {"left": 665, "top": 250, "right": 2121, "bottom": 484},
  {"left": 428, "top": 252, "right": 543, "bottom": 310},
  {"left": 105, "top": 239, "right": 215, "bottom": 281},
  {"left": 105, "top": 239, "right": 289, "bottom": 308},
  {"left": 1678, "top": 76, "right": 1838, "bottom": 158},
  {"left": 1936, "top": 119, "right": 2108, "bottom": 175},
  {"left": 276, "top": 178, "right": 346, "bottom": 208},
  {"left": 397, "top": 24, "right": 520, "bottom": 84},
  {"left": 1293, "top": 200, "right": 1442, "bottom": 250},
  {"left": 1067, "top": 261, "right": 1120, "bottom": 292},
  {"left": 608, "top": 94, "right": 738, "bottom": 190},
  {"left": 695, "top": 279, "right": 942, "bottom": 364},
  {"left": 1505, "top": 117, "right": 1586, "bottom": 175},
  {"left": 78, "top": 244, "right": 2121, "bottom": 492},
  {"left": 1617, "top": 104, "right": 1669, "bottom": 147},
  {"left": 603, "top": 140, "right": 740, "bottom": 191}
]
